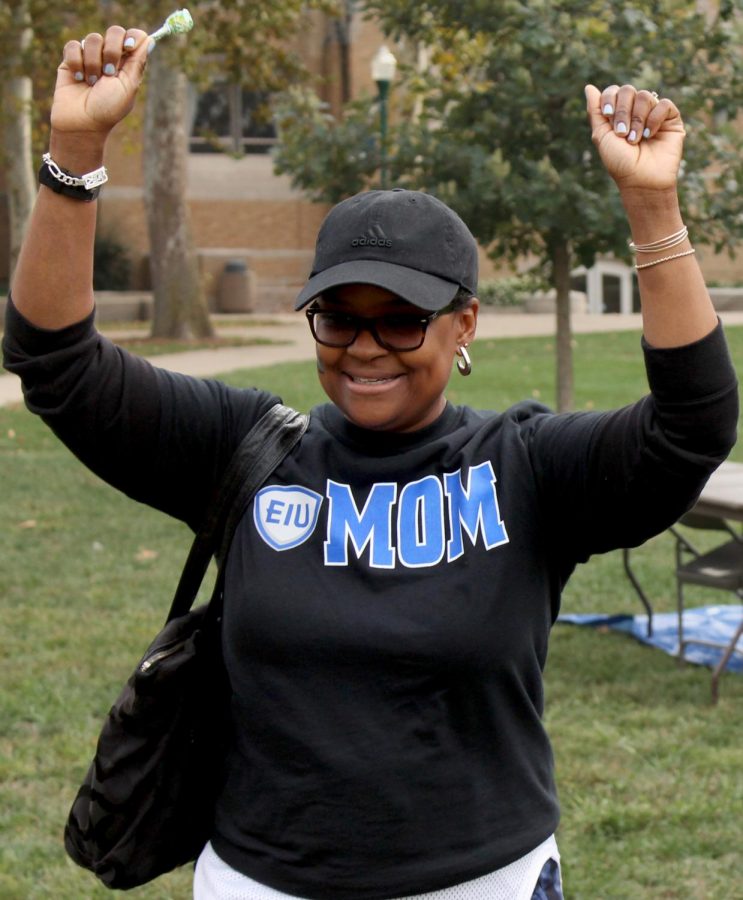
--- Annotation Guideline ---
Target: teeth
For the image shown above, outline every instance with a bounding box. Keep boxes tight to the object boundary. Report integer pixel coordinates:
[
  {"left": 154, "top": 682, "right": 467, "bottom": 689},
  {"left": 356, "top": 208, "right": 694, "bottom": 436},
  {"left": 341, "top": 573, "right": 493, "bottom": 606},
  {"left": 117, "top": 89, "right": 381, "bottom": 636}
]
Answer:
[{"left": 353, "top": 376, "right": 393, "bottom": 384}]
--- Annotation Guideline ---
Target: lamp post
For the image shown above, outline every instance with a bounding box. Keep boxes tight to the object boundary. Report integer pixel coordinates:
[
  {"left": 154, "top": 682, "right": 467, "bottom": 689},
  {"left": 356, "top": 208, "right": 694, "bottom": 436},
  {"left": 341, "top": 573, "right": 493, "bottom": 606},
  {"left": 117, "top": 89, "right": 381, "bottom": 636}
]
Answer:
[{"left": 371, "top": 45, "right": 397, "bottom": 189}]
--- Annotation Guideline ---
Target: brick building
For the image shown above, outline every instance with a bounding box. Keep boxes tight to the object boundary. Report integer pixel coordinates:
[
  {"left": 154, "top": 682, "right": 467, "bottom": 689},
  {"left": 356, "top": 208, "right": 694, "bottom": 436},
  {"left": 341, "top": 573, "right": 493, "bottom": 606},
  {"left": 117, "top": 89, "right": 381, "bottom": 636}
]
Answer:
[
  {"left": 98, "top": 10, "right": 396, "bottom": 312},
  {"left": 1, "top": 8, "right": 741, "bottom": 312}
]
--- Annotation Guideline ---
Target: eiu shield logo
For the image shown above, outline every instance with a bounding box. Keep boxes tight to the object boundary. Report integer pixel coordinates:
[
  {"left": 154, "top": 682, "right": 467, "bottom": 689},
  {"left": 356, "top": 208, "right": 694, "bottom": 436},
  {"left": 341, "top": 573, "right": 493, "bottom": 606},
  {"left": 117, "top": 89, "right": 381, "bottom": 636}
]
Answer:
[{"left": 253, "top": 485, "right": 323, "bottom": 551}]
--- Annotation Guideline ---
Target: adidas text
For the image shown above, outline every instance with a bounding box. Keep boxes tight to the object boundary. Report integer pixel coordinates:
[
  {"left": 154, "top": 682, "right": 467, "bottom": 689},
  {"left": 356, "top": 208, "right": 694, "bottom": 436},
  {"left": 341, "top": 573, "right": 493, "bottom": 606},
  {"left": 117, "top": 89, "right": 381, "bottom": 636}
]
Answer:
[{"left": 351, "top": 236, "right": 393, "bottom": 248}]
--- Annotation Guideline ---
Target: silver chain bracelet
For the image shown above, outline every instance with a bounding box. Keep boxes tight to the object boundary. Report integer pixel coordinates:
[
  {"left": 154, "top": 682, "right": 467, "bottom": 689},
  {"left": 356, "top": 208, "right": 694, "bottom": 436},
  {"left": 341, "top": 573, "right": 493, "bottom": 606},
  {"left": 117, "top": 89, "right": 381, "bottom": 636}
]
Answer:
[{"left": 41, "top": 152, "right": 109, "bottom": 191}]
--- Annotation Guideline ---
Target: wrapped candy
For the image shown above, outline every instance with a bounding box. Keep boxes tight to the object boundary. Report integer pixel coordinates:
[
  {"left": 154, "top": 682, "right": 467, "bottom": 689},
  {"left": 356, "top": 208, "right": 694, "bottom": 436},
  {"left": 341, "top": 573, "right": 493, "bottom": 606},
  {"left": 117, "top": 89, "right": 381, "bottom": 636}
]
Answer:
[{"left": 149, "top": 8, "right": 194, "bottom": 43}]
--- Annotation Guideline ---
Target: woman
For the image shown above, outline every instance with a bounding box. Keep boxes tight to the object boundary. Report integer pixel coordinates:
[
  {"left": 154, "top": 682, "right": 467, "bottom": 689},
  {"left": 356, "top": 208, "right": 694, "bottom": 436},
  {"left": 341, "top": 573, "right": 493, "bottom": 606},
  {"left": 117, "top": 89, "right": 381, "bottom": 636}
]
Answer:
[{"left": 3, "top": 26, "right": 737, "bottom": 900}]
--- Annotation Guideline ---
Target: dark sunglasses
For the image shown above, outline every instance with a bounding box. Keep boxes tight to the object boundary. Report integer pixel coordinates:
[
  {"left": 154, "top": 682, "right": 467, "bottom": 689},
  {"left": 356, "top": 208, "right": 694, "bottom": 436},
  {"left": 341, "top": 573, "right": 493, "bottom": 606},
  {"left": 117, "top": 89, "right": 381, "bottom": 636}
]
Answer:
[{"left": 305, "top": 300, "right": 457, "bottom": 352}]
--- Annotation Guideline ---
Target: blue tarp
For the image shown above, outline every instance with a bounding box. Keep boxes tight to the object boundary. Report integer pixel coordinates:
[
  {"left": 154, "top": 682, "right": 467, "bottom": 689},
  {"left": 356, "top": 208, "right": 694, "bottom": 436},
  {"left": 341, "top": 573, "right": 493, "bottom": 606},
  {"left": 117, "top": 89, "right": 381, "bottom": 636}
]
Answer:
[{"left": 558, "top": 605, "right": 743, "bottom": 672}]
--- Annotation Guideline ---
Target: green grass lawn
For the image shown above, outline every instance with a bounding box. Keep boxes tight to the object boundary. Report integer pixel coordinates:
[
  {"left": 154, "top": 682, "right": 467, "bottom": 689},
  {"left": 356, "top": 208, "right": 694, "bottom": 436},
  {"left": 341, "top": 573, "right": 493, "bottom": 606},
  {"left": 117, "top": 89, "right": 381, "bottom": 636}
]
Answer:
[{"left": 1, "top": 327, "right": 741, "bottom": 899}]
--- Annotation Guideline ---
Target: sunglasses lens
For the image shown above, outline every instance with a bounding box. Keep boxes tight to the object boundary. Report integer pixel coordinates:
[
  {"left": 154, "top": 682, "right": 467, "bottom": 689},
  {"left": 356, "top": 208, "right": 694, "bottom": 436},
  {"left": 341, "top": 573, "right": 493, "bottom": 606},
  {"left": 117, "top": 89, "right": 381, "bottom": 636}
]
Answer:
[
  {"left": 311, "top": 312, "right": 357, "bottom": 346},
  {"left": 375, "top": 316, "right": 426, "bottom": 350}
]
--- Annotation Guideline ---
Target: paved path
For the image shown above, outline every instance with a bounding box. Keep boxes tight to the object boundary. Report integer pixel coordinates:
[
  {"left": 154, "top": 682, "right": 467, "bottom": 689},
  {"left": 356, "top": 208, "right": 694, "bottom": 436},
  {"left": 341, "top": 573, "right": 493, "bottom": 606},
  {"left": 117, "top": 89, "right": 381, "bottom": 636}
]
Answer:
[{"left": 3, "top": 310, "right": 743, "bottom": 408}]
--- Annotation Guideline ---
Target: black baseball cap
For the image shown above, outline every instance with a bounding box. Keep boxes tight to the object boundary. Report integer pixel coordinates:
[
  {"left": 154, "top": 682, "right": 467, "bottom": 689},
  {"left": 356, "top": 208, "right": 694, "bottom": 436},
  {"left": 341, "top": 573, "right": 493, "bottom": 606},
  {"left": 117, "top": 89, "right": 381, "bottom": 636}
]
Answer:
[{"left": 294, "top": 189, "right": 479, "bottom": 312}]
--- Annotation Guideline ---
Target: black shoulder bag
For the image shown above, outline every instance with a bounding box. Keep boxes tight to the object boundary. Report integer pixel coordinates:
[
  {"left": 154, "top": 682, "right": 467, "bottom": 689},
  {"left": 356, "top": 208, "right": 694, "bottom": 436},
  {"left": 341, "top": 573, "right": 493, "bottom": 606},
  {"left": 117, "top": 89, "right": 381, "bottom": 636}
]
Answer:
[{"left": 64, "top": 403, "right": 309, "bottom": 890}]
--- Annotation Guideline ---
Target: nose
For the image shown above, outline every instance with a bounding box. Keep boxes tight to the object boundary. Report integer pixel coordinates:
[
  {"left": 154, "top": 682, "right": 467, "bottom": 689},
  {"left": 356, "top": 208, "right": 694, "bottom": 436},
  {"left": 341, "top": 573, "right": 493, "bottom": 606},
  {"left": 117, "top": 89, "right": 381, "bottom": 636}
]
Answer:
[{"left": 346, "top": 323, "right": 388, "bottom": 358}]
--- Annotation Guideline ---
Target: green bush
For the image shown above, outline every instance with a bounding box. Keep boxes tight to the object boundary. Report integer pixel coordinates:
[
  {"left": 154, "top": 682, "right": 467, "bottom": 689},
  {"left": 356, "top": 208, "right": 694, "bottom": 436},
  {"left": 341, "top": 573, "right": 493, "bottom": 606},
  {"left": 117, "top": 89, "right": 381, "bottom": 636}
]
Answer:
[
  {"left": 477, "top": 274, "right": 546, "bottom": 307},
  {"left": 93, "top": 232, "right": 132, "bottom": 291}
]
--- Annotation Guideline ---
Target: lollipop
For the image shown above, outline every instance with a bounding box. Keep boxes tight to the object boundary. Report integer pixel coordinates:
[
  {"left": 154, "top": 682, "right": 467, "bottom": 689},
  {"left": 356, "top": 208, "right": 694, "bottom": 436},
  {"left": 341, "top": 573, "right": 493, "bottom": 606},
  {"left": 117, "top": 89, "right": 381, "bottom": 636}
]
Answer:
[{"left": 149, "top": 8, "right": 194, "bottom": 43}]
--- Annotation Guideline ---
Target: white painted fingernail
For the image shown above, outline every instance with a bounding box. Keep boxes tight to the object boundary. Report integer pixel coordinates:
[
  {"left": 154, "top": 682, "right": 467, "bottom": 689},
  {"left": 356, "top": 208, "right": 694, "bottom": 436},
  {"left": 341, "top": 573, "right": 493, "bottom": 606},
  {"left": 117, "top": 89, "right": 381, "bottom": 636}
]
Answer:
[
  {"left": 616, "top": 122, "right": 628, "bottom": 134},
  {"left": 74, "top": 71, "right": 84, "bottom": 82},
  {"left": 628, "top": 129, "right": 637, "bottom": 142},
  {"left": 123, "top": 37, "right": 136, "bottom": 49},
  {"left": 103, "top": 63, "right": 116, "bottom": 76},
  {"left": 602, "top": 104, "right": 614, "bottom": 115},
  {"left": 88, "top": 75, "right": 98, "bottom": 86},
  {"left": 643, "top": 127, "right": 651, "bottom": 138}
]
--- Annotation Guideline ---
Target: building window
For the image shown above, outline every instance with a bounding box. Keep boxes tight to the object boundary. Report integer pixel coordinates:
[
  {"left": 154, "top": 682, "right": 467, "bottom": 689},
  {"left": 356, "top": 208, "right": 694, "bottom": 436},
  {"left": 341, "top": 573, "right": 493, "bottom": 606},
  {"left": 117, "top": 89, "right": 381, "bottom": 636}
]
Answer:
[{"left": 190, "top": 83, "right": 277, "bottom": 155}]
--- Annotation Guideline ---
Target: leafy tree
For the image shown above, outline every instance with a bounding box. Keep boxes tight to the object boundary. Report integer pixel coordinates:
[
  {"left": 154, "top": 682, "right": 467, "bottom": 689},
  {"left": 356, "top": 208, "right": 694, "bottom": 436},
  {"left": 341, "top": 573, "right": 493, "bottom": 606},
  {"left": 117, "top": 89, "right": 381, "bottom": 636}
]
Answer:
[
  {"left": 0, "top": 0, "right": 99, "bottom": 281},
  {"left": 1, "top": 1, "right": 35, "bottom": 282},
  {"left": 275, "top": 0, "right": 743, "bottom": 410},
  {"left": 107, "top": 0, "right": 338, "bottom": 337},
  {"left": 2, "top": 0, "right": 337, "bottom": 336},
  {"left": 275, "top": 89, "right": 380, "bottom": 203}
]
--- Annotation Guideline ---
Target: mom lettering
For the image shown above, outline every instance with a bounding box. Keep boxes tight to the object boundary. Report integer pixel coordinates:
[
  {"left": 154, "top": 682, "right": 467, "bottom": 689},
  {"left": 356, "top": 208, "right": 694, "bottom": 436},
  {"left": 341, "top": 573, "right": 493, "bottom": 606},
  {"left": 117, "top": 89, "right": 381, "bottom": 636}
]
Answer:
[{"left": 324, "top": 462, "right": 508, "bottom": 568}]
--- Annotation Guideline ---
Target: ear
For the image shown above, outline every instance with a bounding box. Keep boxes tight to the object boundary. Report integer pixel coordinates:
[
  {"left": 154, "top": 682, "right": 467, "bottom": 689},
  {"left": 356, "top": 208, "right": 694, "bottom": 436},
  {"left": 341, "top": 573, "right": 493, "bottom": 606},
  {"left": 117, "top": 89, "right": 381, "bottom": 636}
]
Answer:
[{"left": 455, "top": 297, "right": 479, "bottom": 345}]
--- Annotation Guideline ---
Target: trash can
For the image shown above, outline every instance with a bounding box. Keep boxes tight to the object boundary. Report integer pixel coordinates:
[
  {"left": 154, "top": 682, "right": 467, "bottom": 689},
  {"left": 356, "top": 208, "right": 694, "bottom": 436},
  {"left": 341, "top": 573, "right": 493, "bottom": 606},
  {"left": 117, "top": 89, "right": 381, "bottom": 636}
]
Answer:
[{"left": 217, "top": 260, "right": 253, "bottom": 313}]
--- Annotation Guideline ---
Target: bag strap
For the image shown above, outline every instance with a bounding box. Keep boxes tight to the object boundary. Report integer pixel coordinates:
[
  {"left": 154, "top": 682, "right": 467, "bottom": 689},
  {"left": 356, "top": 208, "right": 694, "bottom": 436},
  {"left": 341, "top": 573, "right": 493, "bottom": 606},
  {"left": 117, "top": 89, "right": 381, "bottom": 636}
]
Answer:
[{"left": 166, "top": 403, "right": 309, "bottom": 622}]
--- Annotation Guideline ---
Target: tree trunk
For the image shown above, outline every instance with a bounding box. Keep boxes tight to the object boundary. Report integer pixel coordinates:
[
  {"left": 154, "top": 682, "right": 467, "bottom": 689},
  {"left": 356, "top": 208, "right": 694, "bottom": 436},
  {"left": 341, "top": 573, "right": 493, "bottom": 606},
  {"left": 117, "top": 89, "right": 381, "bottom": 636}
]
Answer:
[
  {"left": 3, "top": 6, "right": 36, "bottom": 285},
  {"left": 143, "top": 39, "right": 212, "bottom": 339},
  {"left": 334, "top": 2, "right": 354, "bottom": 105},
  {"left": 551, "top": 240, "right": 574, "bottom": 413}
]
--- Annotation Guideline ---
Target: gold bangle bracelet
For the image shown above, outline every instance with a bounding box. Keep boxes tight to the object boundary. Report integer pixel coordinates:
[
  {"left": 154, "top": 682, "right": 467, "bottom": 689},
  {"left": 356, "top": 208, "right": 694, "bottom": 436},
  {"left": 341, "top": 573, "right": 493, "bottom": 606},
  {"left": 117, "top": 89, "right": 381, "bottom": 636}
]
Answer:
[{"left": 634, "top": 248, "right": 696, "bottom": 270}]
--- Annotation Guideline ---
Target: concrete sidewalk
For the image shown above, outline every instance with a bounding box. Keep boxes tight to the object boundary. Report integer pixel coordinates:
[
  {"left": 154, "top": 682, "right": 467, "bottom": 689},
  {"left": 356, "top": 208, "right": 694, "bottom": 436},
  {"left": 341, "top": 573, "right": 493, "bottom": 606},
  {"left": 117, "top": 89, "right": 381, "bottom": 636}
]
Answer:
[{"left": 3, "top": 309, "right": 743, "bottom": 408}]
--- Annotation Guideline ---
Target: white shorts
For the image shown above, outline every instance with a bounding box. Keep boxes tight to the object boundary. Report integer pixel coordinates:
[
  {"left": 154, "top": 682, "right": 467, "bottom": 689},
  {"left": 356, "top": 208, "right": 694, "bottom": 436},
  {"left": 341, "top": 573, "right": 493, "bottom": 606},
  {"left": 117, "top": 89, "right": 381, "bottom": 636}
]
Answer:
[{"left": 193, "top": 834, "right": 560, "bottom": 900}]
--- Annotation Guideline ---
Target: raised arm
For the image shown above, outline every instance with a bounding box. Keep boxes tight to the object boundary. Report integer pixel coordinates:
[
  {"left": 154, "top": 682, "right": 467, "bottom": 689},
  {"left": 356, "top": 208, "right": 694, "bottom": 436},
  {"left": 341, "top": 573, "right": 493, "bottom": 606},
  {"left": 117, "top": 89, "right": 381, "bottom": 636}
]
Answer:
[
  {"left": 585, "top": 83, "right": 718, "bottom": 348},
  {"left": 12, "top": 26, "right": 150, "bottom": 329}
]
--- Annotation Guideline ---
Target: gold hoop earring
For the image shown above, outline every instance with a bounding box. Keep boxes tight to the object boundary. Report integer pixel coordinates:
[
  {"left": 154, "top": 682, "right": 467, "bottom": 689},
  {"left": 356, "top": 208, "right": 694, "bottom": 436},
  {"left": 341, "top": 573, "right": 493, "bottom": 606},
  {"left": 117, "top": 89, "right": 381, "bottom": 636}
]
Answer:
[{"left": 456, "top": 345, "right": 472, "bottom": 377}]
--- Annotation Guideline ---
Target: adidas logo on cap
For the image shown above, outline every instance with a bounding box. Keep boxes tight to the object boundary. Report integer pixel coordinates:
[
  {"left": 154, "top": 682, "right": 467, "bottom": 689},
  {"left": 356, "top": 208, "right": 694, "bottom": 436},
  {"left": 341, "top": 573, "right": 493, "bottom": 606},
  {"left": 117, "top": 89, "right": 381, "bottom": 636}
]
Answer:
[{"left": 351, "top": 224, "right": 392, "bottom": 248}]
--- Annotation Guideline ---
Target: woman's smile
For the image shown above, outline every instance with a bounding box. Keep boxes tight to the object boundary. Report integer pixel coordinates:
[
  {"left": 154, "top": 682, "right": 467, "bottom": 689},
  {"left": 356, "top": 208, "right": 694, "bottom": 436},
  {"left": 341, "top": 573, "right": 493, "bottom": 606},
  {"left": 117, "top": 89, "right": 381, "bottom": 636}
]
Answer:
[{"left": 345, "top": 371, "right": 405, "bottom": 389}]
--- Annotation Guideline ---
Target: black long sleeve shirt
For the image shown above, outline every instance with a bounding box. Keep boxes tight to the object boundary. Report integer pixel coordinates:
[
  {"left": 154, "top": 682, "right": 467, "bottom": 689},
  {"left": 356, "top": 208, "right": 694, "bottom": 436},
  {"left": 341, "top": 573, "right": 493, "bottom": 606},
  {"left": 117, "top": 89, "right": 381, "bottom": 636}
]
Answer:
[{"left": 3, "top": 298, "right": 738, "bottom": 898}]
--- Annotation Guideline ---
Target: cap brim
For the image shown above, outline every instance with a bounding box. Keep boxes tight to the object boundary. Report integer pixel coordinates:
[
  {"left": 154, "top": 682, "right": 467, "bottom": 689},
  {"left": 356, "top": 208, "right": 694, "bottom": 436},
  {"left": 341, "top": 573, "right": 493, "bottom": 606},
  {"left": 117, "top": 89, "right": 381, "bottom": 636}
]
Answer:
[{"left": 294, "top": 260, "right": 460, "bottom": 311}]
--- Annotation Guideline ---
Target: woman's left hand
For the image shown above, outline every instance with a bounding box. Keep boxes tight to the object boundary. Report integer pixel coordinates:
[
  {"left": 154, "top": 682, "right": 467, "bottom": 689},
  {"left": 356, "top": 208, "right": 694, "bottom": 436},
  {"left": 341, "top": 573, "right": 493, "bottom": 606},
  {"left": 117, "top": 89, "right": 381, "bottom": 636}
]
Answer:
[{"left": 585, "top": 83, "right": 685, "bottom": 192}]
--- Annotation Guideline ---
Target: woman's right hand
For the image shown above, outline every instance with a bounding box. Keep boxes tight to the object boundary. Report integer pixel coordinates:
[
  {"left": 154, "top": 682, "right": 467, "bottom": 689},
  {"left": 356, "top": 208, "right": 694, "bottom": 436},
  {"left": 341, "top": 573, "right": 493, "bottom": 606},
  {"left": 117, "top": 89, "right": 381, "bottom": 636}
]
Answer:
[{"left": 52, "top": 26, "right": 151, "bottom": 140}]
